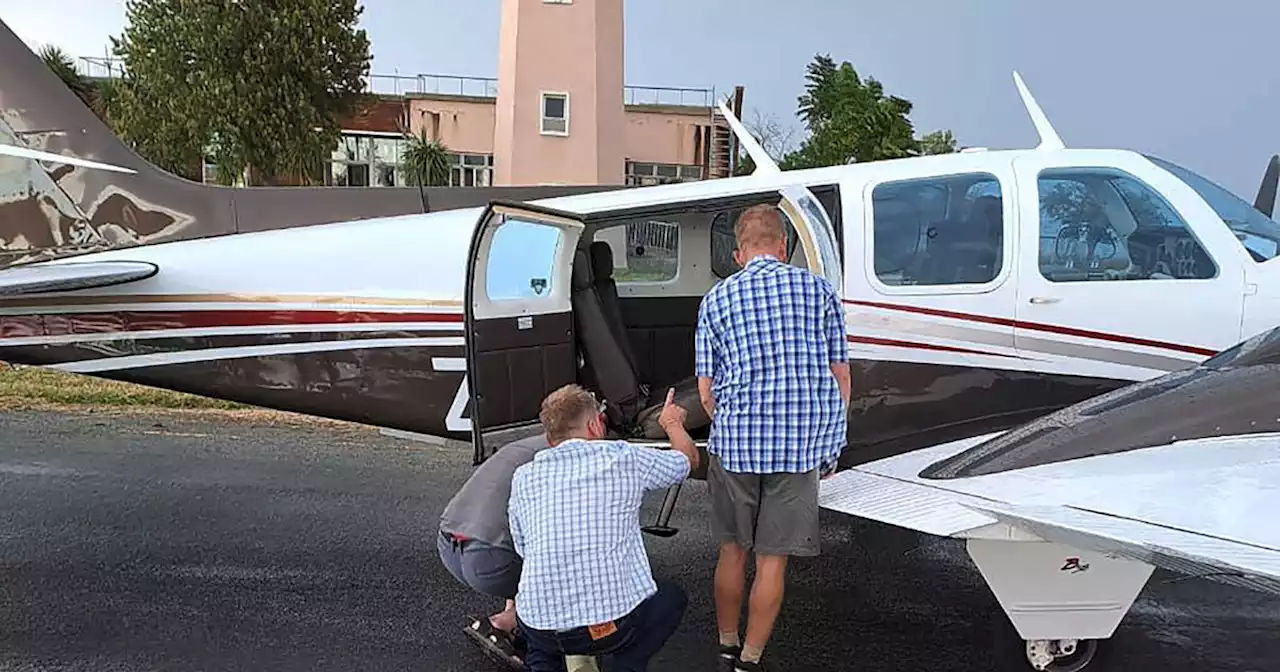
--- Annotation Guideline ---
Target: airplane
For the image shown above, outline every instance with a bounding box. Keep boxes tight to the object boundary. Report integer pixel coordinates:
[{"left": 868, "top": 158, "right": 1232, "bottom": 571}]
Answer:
[{"left": 3, "top": 19, "right": 1280, "bottom": 668}]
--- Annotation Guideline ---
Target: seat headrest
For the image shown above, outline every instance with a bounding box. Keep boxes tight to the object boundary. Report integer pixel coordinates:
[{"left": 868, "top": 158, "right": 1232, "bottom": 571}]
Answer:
[
  {"left": 572, "top": 248, "right": 594, "bottom": 291},
  {"left": 589, "top": 240, "right": 615, "bottom": 282}
]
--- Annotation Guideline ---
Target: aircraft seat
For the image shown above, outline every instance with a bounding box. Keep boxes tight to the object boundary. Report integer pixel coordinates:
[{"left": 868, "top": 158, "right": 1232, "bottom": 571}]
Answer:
[
  {"left": 569, "top": 247, "right": 709, "bottom": 442},
  {"left": 589, "top": 241, "right": 641, "bottom": 378}
]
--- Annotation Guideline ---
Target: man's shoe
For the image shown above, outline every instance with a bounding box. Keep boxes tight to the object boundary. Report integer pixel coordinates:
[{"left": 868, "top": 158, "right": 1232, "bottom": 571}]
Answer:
[
  {"left": 716, "top": 645, "right": 741, "bottom": 671},
  {"left": 734, "top": 659, "right": 769, "bottom": 672}
]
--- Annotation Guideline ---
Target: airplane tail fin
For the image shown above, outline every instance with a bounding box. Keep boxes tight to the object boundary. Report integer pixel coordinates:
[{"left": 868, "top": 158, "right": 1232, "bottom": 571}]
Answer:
[
  {"left": 0, "top": 18, "right": 616, "bottom": 270},
  {"left": 1253, "top": 154, "right": 1279, "bottom": 218}
]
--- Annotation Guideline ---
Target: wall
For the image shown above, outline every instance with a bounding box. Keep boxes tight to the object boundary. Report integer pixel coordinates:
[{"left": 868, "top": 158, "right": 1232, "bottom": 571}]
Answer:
[
  {"left": 624, "top": 104, "right": 713, "bottom": 166},
  {"left": 407, "top": 95, "right": 498, "bottom": 155}
]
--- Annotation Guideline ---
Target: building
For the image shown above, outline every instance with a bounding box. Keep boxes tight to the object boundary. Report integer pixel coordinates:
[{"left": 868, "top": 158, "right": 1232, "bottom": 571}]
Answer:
[
  {"left": 79, "top": 0, "right": 740, "bottom": 189},
  {"left": 329, "top": 77, "right": 735, "bottom": 189}
]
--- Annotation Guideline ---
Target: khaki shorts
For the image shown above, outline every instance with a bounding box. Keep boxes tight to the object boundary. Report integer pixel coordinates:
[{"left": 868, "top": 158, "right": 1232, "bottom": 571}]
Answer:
[{"left": 707, "top": 453, "right": 820, "bottom": 557}]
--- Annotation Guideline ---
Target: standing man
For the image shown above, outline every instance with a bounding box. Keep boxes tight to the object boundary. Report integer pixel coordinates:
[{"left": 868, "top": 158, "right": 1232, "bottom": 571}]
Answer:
[
  {"left": 439, "top": 432, "right": 550, "bottom": 664},
  {"left": 509, "top": 384, "right": 700, "bottom": 672},
  {"left": 695, "top": 204, "right": 851, "bottom": 672}
]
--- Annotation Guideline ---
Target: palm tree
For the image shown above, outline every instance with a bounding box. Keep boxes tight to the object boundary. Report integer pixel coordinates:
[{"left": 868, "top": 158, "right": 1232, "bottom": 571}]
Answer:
[
  {"left": 402, "top": 129, "right": 451, "bottom": 187},
  {"left": 38, "top": 45, "right": 94, "bottom": 109}
]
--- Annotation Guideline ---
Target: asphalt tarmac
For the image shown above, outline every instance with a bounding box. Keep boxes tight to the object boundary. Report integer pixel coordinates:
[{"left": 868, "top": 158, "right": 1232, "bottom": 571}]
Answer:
[{"left": 0, "top": 409, "right": 1276, "bottom": 672}]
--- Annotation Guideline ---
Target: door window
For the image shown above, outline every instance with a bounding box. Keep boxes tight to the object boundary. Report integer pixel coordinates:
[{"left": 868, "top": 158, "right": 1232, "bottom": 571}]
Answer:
[
  {"left": 1037, "top": 168, "right": 1217, "bottom": 282},
  {"left": 485, "top": 217, "right": 563, "bottom": 300},
  {"left": 870, "top": 172, "right": 1004, "bottom": 286}
]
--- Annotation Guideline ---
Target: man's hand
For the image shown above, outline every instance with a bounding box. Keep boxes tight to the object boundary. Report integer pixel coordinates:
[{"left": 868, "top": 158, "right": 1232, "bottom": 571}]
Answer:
[
  {"left": 657, "top": 387, "right": 687, "bottom": 431},
  {"left": 657, "top": 388, "right": 699, "bottom": 474}
]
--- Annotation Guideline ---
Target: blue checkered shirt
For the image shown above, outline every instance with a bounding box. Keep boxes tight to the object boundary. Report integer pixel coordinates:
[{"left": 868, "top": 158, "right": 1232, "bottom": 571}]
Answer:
[
  {"left": 695, "top": 254, "right": 848, "bottom": 474},
  {"left": 507, "top": 439, "right": 689, "bottom": 631}
]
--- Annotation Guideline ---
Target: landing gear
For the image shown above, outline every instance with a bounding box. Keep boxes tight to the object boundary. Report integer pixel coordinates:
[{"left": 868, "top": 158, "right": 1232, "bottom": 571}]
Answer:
[
  {"left": 1024, "top": 638, "right": 1097, "bottom": 671},
  {"left": 966, "top": 538, "right": 1152, "bottom": 672},
  {"left": 641, "top": 483, "right": 682, "bottom": 537}
]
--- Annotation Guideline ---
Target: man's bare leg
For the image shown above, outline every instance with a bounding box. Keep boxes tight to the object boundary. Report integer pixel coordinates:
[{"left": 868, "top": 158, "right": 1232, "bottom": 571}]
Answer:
[
  {"left": 489, "top": 599, "right": 517, "bottom": 633},
  {"left": 741, "top": 554, "right": 788, "bottom": 662},
  {"left": 714, "top": 541, "right": 749, "bottom": 645}
]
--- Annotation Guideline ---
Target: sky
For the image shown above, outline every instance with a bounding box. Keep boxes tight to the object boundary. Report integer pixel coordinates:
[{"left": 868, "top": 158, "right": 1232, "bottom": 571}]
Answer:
[{"left": 2, "top": 0, "right": 1278, "bottom": 198}]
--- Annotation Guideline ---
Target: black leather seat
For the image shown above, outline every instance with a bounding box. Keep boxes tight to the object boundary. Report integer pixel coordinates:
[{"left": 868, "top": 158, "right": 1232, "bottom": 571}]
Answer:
[{"left": 570, "top": 247, "right": 709, "bottom": 441}]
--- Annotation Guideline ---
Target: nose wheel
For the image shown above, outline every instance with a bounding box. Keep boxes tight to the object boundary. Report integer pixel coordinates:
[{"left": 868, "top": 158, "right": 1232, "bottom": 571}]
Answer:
[{"left": 1025, "top": 638, "right": 1098, "bottom": 672}]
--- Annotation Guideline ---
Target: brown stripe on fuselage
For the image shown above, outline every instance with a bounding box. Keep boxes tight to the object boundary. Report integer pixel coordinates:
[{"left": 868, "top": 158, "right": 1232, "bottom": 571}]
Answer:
[
  {"left": 846, "top": 299, "right": 1218, "bottom": 358},
  {"left": 0, "top": 328, "right": 459, "bottom": 366},
  {"left": 0, "top": 308, "right": 462, "bottom": 339},
  {"left": 0, "top": 292, "right": 464, "bottom": 310},
  {"left": 847, "top": 334, "right": 1024, "bottom": 359}
]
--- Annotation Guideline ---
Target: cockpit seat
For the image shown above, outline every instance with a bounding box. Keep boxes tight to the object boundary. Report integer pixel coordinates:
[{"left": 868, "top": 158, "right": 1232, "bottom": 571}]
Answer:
[{"left": 570, "top": 247, "right": 710, "bottom": 445}]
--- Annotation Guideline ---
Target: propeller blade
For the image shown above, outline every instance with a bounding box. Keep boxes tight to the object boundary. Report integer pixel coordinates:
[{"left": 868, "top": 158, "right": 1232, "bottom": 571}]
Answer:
[
  {"left": 0, "top": 142, "right": 136, "bottom": 175},
  {"left": 1253, "top": 154, "right": 1279, "bottom": 218}
]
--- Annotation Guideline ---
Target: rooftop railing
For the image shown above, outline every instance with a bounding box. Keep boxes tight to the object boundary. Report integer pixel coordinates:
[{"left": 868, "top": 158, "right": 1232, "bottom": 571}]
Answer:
[{"left": 75, "top": 57, "right": 717, "bottom": 108}]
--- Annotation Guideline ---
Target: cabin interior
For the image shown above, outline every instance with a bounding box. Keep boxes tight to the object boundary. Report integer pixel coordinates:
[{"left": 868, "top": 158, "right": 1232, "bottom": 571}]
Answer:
[{"left": 468, "top": 187, "right": 842, "bottom": 459}]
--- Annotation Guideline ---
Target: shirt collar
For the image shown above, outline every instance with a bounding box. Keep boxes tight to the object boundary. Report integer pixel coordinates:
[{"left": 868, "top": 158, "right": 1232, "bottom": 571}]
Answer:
[{"left": 744, "top": 254, "right": 780, "bottom": 269}]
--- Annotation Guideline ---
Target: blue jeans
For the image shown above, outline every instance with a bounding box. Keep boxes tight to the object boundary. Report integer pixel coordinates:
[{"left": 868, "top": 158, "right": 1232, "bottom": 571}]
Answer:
[{"left": 518, "top": 578, "right": 687, "bottom": 672}]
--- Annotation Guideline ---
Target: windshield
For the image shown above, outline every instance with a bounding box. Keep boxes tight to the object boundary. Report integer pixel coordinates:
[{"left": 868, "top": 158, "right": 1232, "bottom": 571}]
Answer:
[{"left": 1146, "top": 155, "right": 1280, "bottom": 261}]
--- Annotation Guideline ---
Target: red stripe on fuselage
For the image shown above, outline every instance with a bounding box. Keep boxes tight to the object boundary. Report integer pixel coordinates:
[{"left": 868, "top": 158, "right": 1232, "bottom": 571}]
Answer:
[
  {"left": 0, "top": 309, "right": 463, "bottom": 339},
  {"left": 844, "top": 299, "right": 1216, "bottom": 358},
  {"left": 847, "top": 334, "right": 1022, "bottom": 359}
]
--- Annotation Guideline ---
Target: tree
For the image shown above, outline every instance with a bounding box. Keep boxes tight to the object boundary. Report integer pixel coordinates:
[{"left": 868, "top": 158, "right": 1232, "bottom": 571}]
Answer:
[
  {"left": 733, "top": 109, "right": 798, "bottom": 176},
  {"left": 778, "top": 54, "right": 960, "bottom": 169},
  {"left": 917, "top": 130, "right": 958, "bottom": 155},
  {"left": 402, "top": 130, "right": 451, "bottom": 187},
  {"left": 38, "top": 45, "right": 94, "bottom": 109},
  {"left": 108, "top": 0, "right": 372, "bottom": 185}
]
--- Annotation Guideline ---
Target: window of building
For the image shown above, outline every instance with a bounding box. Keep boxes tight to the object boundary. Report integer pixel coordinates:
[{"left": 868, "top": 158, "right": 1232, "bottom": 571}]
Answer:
[
  {"left": 487, "top": 218, "right": 562, "bottom": 300},
  {"left": 327, "top": 132, "right": 405, "bottom": 187},
  {"left": 625, "top": 161, "right": 703, "bottom": 186},
  {"left": 449, "top": 153, "right": 495, "bottom": 187},
  {"left": 593, "top": 220, "right": 680, "bottom": 283},
  {"left": 1037, "top": 168, "right": 1217, "bottom": 282},
  {"left": 541, "top": 92, "right": 569, "bottom": 136},
  {"left": 870, "top": 173, "right": 1004, "bottom": 287}
]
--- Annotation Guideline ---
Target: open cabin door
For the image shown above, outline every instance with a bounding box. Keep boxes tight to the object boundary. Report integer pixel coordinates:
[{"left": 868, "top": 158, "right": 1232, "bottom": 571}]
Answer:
[
  {"left": 464, "top": 201, "right": 586, "bottom": 464},
  {"left": 778, "top": 185, "right": 844, "bottom": 292}
]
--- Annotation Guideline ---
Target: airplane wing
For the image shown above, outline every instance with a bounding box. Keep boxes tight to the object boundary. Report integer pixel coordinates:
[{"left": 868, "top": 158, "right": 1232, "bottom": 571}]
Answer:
[
  {"left": 820, "top": 432, "right": 1280, "bottom": 596},
  {"left": 0, "top": 260, "right": 158, "bottom": 295}
]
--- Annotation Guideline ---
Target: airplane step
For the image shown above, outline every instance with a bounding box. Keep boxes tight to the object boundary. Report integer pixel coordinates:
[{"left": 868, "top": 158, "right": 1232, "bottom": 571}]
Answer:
[{"left": 818, "top": 468, "right": 997, "bottom": 537}]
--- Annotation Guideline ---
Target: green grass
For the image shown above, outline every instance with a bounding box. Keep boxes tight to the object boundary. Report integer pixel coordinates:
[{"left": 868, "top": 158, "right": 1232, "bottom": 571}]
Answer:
[{"left": 0, "top": 365, "right": 248, "bottom": 410}]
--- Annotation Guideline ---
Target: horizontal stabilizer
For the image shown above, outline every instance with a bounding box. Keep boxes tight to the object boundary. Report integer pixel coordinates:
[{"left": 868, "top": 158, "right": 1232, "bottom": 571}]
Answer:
[
  {"left": 0, "top": 143, "right": 137, "bottom": 174},
  {"left": 971, "top": 502, "right": 1280, "bottom": 596},
  {"left": 0, "top": 260, "right": 157, "bottom": 296},
  {"left": 818, "top": 468, "right": 998, "bottom": 537}
]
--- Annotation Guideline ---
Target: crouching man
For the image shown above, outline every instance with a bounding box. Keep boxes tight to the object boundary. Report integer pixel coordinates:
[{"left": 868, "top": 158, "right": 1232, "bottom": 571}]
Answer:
[
  {"left": 509, "top": 384, "right": 699, "bottom": 672},
  {"left": 438, "top": 431, "right": 551, "bottom": 662}
]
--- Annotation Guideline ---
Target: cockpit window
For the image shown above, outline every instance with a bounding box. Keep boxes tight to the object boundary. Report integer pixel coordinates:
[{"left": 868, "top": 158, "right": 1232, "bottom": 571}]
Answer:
[{"left": 1146, "top": 155, "right": 1280, "bottom": 262}]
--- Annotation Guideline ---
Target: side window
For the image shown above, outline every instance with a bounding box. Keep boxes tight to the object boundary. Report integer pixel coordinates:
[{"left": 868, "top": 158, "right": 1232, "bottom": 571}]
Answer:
[
  {"left": 710, "top": 206, "right": 801, "bottom": 278},
  {"left": 486, "top": 218, "right": 562, "bottom": 300},
  {"left": 1037, "top": 168, "right": 1217, "bottom": 282},
  {"left": 592, "top": 220, "right": 680, "bottom": 283},
  {"left": 871, "top": 173, "right": 1004, "bottom": 286}
]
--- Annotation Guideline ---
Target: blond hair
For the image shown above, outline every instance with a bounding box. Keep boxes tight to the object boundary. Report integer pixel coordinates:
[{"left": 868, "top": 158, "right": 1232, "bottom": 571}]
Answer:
[
  {"left": 734, "top": 204, "right": 786, "bottom": 252},
  {"left": 539, "top": 384, "right": 601, "bottom": 443}
]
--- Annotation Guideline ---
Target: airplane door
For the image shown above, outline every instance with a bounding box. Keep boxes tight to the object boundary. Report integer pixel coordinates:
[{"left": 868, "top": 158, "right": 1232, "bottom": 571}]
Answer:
[
  {"left": 1011, "top": 152, "right": 1246, "bottom": 386},
  {"left": 464, "top": 201, "right": 585, "bottom": 464},
  {"left": 777, "top": 184, "right": 843, "bottom": 290}
]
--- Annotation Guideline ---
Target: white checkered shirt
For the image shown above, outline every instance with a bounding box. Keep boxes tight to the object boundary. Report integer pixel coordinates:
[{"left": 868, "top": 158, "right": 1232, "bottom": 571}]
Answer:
[
  {"left": 507, "top": 439, "right": 689, "bottom": 631},
  {"left": 695, "top": 254, "right": 849, "bottom": 474}
]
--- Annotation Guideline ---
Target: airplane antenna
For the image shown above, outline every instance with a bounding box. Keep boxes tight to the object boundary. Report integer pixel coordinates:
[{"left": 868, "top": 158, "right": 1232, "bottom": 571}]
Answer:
[
  {"left": 1012, "top": 70, "right": 1065, "bottom": 151},
  {"left": 715, "top": 99, "right": 780, "bottom": 175},
  {"left": 1253, "top": 154, "right": 1279, "bottom": 218}
]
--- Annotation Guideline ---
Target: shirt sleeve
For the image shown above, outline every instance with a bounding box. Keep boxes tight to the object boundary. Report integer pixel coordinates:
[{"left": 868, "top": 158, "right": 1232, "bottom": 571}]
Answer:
[
  {"left": 695, "top": 296, "right": 717, "bottom": 379},
  {"left": 507, "top": 472, "right": 525, "bottom": 557},
  {"left": 823, "top": 283, "right": 848, "bottom": 364},
  {"left": 630, "top": 444, "right": 691, "bottom": 491}
]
